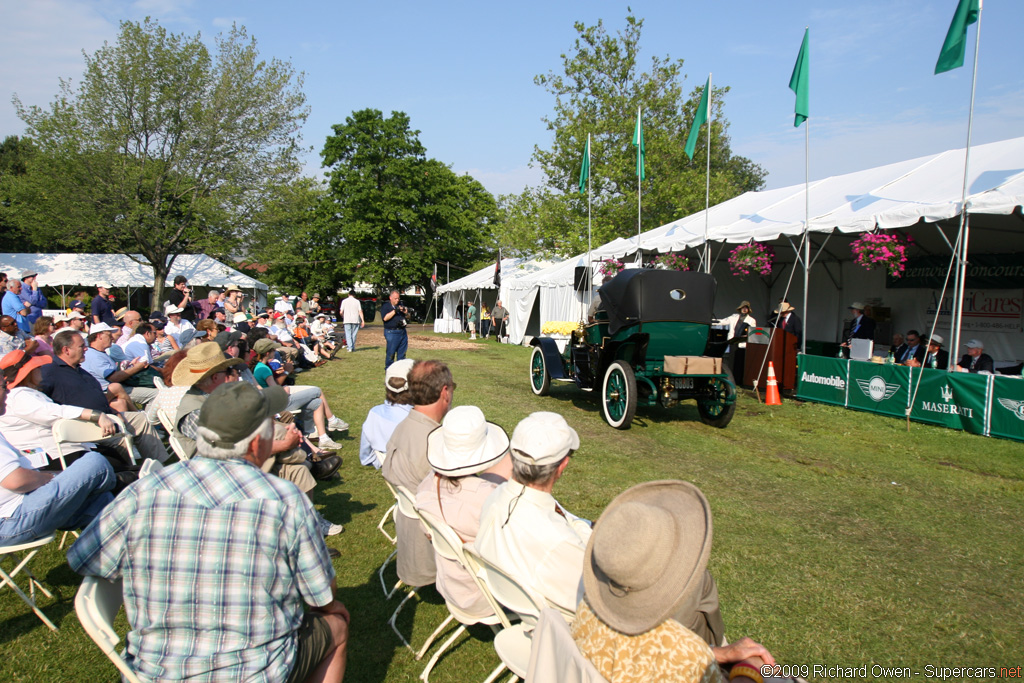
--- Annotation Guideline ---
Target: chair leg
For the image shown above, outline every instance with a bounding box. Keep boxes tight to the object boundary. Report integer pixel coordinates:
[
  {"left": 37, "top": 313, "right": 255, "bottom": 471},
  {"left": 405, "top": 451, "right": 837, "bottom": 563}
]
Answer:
[
  {"left": 378, "top": 504, "right": 397, "bottom": 544},
  {"left": 388, "top": 588, "right": 421, "bottom": 653},
  {"left": 0, "top": 552, "right": 58, "bottom": 632},
  {"left": 481, "top": 662, "right": 509, "bottom": 683},
  {"left": 415, "top": 613, "right": 455, "bottom": 661},
  {"left": 58, "top": 530, "right": 80, "bottom": 550},
  {"left": 378, "top": 549, "right": 404, "bottom": 599},
  {"left": 419, "top": 622, "right": 466, "bottom": 682}
]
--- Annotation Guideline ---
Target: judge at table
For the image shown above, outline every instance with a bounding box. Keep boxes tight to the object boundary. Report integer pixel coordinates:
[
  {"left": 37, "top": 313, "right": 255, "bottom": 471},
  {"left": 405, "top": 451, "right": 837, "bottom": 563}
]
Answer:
[
  {"left": 908, "top": 334, "right": 948, "bottom": 370},
  {"left": 956, "top": 339, "right": 994, "bottom": 374}
]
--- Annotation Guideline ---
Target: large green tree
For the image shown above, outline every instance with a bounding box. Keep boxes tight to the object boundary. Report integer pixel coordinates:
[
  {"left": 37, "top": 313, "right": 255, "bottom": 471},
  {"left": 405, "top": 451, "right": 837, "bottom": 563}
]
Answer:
[
  {"left": 496, "top": 12, "right": 766, "bottom": 257},
  {"left": 321, "top": 109, "right": 496, "bottom": 293},
  {"left": 7, "top": 19, "right": 308, "bottom": 308},
  {"left": 0, "top": 135, "right": 44, "bottom": 251}
]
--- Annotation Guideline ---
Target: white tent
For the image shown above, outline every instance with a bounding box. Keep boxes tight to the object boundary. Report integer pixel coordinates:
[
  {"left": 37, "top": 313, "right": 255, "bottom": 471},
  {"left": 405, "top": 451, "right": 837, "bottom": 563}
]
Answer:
[
  {"left": 436, "top": 257, "right": 551, "bottom": 321},
  {"left": 0, "top": 253, "right": 269, "bottom": 309},
  {"left": 505, "top": 136, "right": 1024, "bottom": 361}
]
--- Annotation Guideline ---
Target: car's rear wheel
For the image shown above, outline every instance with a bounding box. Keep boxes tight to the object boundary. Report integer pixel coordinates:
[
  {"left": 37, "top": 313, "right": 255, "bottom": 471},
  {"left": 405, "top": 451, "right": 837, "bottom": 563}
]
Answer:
[
  {"left": 697, "top": 369, "right": 736, "bottom": 428},
  {"left": 530, "top": 345, "right": 551, "bottom": 396},
  {"left": 602, "top": 360, "right": 637, "bottom": 429}
]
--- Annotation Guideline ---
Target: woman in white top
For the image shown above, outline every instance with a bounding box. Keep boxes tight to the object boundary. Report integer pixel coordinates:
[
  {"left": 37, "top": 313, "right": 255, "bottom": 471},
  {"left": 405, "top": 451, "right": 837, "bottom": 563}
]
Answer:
[{"left": 0, "top": 350, "right": 117, "bottom": 464}]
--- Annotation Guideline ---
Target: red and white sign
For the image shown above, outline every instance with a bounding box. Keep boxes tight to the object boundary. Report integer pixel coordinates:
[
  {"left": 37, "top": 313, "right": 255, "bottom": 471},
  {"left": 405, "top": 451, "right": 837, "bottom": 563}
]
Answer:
[{"left": 928, "top": 289, "right": 1024, "bottom": 333}]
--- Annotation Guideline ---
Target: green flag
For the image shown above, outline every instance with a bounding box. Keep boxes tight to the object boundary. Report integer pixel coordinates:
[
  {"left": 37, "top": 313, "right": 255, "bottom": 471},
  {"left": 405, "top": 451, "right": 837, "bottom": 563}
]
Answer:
[
  {"left": 935, "top": 0, "right": 980, "bottom": 74},
  {"left": 632, "top": 107, "right": 645, "bottom": 181},
  {"left": 578, "top": 136, "right": 590, "bottom": 194},
  {"left": 789, "top": 28, "right": 810, "bottom": 127},
  {"left": 684, "top": 76, "right": 710, "bottom": 160}
]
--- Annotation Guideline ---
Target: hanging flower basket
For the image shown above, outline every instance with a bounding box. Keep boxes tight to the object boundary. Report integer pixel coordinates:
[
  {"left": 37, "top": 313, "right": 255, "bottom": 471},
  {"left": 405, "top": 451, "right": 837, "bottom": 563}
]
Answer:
[
  {"left": 728, "top": 240, "right": 774, "bottom": 278},
  {"left": 850, "top": 233, "right": 913, "bottom": 278},
  {"left": 599, "top": 259, "right": 625, "bottom": 278},
  {"left": 650, "top": 252, "right": 690, "bottom": 271}
]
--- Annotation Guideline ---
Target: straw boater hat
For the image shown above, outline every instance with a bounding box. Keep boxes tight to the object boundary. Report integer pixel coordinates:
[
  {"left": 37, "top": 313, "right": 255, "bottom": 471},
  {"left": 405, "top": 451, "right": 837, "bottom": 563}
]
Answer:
[
  {"left": 775, "top": 302, "right": 796, "bottom": 315},
  {"left": 385, "top": 358, "right": 415, "bottom": 393},
  {"left": 929, "top": 334, "right": 944, "bottom": 346},
  {"left": 0, "top": 350, "right": 52, "bottom": 388},
  {"left": 583, "top": 480, "right": 713, "bottom": 636},
  {"left": 164, "top": 303, "right": 185, "bottom": 315},
  {"left": 113, "top": 307, "right": 128, "bottom": 321},
  {"left": 172, "top": 342, "right": 244, "bottom": 387},
  {"left": 735, "top": 300, "right": 752, "bottom": 313},
  {"left": 848, "top": 301, "right": 865, "bottom": 311},
  {"left": 509, "top": 411, "right": 579, "bottom": 466},
  {"left": 426, "top": 406, "right": 510, "bottom": 478}
]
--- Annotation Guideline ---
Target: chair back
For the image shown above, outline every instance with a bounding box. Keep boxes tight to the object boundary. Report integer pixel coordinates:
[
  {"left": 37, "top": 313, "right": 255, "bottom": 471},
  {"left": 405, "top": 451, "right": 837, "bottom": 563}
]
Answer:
[
  {"left": 138, "top": 458, "right": 164, "bottom": 479},
  {"left": 464, "top": 544, "right": 546, "bottom": 627},
  {"left": 156, "top": 408, "right": 192, "bottom": 461},
  {"left": 418, "top": 507, "right": 514, "bottom": 629},
  {"left": 51, "top": 418, "right": 133, "bottom": 469},
  {"left": 153, "top": 376, "right": 167, "bottom": 391},
  {"left": 75, "top": 577, "right": 143, "bottom": 683},
  {"left": 525, "top": 608, "right": 608, "bottom": 683},
  {"left": 393, "top": 484, "right": 419, "bottom": 520}
]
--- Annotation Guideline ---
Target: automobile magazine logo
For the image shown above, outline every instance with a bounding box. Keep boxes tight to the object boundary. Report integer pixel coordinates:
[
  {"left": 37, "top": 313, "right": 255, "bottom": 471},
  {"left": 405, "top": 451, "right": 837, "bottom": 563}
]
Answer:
[
  {"left": 920, "top": 384, "right": 974, "bottom": 418},
  {"left": 856, "top": 376, "right": 899, "bottom": 402},
  {"left": 800, "top": 372, "right": 845, "bottom": 390}
]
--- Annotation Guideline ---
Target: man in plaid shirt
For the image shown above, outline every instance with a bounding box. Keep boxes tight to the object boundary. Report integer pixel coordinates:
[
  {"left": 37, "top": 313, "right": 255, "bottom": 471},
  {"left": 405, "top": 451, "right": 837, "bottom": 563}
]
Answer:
[{"left": 68, "top": 383, "right": 349, "bottom": 683}]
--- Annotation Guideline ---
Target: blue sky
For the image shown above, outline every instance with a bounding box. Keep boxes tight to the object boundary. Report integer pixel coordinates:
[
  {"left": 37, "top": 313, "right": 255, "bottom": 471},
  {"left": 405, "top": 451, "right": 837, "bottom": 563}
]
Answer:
[{"left": 4, "top": 0, "right": 1022, "bottom": 196}]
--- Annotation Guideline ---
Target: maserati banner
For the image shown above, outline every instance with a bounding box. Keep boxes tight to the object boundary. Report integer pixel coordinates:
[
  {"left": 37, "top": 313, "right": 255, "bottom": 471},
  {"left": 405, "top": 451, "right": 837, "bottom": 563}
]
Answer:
[{"left": 908, "top": 369, "right": 989, "bottom": 435}]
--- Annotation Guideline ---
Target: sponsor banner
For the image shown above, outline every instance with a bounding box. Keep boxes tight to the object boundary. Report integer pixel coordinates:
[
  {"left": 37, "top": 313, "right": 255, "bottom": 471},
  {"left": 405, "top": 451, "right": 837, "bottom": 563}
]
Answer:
[
  {"left": 847, "top": 361, "right": 911, "bottom": 419},
  {"left": 989, "top": 375, "right": 1024, "bottom": 443},
  {"left": 889, "top": 253, "right": 1024, "bottom": 289},
  {"left": 909, "top": 368, "right": 988, "bottom": 435},
  {"left": 926, "top": 289, "right": 1023, "bottom": 334},
  {"left": 796, "top": 355, "right": 848, "bottom": 406}
]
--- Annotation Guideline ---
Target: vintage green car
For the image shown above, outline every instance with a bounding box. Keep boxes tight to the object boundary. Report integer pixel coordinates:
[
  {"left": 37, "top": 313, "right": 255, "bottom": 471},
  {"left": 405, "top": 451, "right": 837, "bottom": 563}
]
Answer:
[{"left": 528, "top": 269, "right": 736, "bottom": 429}]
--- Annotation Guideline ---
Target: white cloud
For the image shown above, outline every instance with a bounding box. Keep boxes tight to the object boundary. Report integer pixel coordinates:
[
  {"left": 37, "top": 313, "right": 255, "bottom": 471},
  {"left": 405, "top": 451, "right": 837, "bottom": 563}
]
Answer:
[
  {"left": 457, "top": 165, "right": 545, "bottom": 197},
  {"left": 211, "top": 16, "right": 245, "bottom": 29}
]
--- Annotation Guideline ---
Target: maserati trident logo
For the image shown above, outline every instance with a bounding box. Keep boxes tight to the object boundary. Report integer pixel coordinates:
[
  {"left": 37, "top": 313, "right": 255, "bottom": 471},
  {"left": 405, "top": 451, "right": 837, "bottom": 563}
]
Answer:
[
  {"left": 940, "top": 385, "right": 953, "bottom": 403},
  {"left": 856, "top": 376, "right": 899, "bottom": 402}
]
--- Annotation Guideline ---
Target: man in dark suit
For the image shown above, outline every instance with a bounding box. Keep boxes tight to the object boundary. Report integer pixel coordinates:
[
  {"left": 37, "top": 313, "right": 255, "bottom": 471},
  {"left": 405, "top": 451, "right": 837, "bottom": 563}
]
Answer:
[
  {"left": 774, "top": 302, "right": 802, "bottom": 345},
  {"left": 889, "top": 333, "right": 907, "bottom": 361},
  {"left": 846, "top": 302, "right": 876, "bottom": 342},
  {"left": 897, "top": 329, "right": 926, "bottom": 365},
  {"left": 914, "top": 334, "right": 949, "bottom": 370},
  {"left": 956, "top": 339, "right": 994, "bottom": 373}
]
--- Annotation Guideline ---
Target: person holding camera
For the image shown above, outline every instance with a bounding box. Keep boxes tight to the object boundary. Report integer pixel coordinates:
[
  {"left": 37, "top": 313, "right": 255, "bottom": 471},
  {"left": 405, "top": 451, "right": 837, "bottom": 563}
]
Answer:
[
  {"left": 381, "top": 289, "right": 408, "bottom": 369},
  {"left": 167, "top": 275, "right": 195, "bottom": 321}
]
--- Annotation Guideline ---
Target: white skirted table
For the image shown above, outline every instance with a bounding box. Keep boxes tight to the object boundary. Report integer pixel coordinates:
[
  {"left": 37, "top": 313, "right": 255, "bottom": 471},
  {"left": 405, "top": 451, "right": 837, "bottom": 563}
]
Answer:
[{"left": 433, "top": 317, "right": 462, "bottom": 334}]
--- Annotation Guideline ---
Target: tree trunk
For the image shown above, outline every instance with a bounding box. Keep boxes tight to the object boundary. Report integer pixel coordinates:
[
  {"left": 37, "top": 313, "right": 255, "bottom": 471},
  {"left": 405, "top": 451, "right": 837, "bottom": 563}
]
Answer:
[{"left": 150, "top": 262, "right": 170, "bottom": 312}]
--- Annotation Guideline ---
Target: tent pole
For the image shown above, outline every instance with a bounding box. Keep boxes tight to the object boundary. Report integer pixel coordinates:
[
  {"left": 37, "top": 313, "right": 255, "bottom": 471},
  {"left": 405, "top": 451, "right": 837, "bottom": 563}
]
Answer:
[{"left": 951, "top": 1, "right": 983, "bottom": 365}]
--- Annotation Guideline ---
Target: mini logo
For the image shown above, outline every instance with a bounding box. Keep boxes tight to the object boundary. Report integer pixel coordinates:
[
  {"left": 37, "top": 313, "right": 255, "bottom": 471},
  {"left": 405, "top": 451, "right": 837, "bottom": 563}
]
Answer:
[
  {"left": 940, "top": 385, "right": 953, "bottom": 403},
  {"left": 857, "top": 376, "right": 899, "bottom": 402},
  {"left": 997, "top": 398, "right": 1024, "bottom": 421}
]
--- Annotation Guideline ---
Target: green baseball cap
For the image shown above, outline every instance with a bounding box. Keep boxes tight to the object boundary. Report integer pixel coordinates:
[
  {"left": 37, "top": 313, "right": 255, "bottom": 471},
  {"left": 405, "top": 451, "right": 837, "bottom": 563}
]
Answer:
[
  {"left": 252, "top": 338, "right": 281, "bottom": 355},
  {"left": 197, "top": 383, "right": 288, "bottom": 449}
]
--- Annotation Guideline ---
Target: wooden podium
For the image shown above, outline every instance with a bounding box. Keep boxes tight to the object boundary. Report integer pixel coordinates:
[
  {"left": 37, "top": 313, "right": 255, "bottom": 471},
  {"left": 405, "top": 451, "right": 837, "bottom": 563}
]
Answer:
[{"left": 743, "top": 329, "right": 799, "bottom": 391}]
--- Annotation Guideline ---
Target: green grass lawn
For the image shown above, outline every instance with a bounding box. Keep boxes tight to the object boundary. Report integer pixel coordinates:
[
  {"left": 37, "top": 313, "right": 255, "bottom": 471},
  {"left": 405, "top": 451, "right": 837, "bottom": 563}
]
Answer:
[{"left": 2, "top": 327, "right": 1023, "bottom": 682}]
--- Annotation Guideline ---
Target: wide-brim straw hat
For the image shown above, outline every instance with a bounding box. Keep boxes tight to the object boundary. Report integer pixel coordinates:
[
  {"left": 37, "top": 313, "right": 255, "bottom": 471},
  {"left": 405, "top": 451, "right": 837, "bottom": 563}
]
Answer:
[
  {"left": 427, "top": 406, "right": 510, "bottom": 478},
  {"left": 583, "top": 480, "right": 712, "bottom": 636},
  {"left": 775, "top": 302, "right": 796, "bottom": 314},
  {"left": 171, "top": 342, "right": 244, "bottom": 387},
  {"left": 735, "top": 300, "right": 752, "bottom": 312},
  {"left": 223, "top": 285, "right": 243, "bottom": 294},
  {"left": 0, "top": 350, "right": 52, "bottom": 388}
]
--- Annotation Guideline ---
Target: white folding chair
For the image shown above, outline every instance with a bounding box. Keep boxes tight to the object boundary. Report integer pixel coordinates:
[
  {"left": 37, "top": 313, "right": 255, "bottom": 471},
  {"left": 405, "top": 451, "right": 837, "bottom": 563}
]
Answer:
[
  {"left": 388, "top": 484, "right": 449, "bottom": 660},
  {"left": 156, "top": 408, "right": 191, "bottom": 461},
  {"left": 152, "top": 376, "right": 167, "bottom": 391},
  {"left": 51, "top": 417, "right": 136, "bottom": 469},
  {"left": 416, "top": 507, "right": 509, "bottom": 683},
  {"left": 138, "top": 458, "right": 164, "bottom": 479},
  {"left": 379, "top": 480, "right": 402, "bottom": 599},
  {"left": 525, "top": 608, "right": 608, "bottom": 683},
  {"left": 75, "top": 576, "right": 143, "bottom": 683},
  {"left": 463, "top": 546, "right": 551, "bottom": 683},
  {"left": 0, "top": 534, "right": 59, "bottom": 631}
]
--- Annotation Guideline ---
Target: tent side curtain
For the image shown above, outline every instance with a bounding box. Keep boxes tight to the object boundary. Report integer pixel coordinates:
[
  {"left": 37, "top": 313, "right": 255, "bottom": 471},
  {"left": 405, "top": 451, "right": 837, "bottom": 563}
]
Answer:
[{"left": 0, "top": 253, "right": 268, "bottom": 291}]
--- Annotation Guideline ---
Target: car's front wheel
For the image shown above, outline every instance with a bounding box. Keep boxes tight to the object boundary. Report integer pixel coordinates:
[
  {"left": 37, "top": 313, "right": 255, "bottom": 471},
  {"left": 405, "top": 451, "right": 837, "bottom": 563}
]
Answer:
[{"left": 530, "top": 345, "right": 551, "bottom": 396}]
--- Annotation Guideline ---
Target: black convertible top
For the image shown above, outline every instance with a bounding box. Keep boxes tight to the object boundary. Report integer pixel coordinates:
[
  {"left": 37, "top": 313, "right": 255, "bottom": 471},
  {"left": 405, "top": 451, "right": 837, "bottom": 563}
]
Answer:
[{"left": 600, "top": 269, "right": 717, "bottom": 335}]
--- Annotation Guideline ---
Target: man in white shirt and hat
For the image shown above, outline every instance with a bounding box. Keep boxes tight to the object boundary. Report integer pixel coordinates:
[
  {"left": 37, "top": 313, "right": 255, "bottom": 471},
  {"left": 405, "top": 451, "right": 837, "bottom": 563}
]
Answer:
[
  {"left": 473, "top": 411, "right": 592, "bottom": 614},
  {"left": 416, "top": 405, "right": 511, "bottom": 619},
  {"left": 164, "top": 303, "right": 195, "bottom": 344},
  {"left": 359, "top": 358, "right": 415, "bottom": 469}
]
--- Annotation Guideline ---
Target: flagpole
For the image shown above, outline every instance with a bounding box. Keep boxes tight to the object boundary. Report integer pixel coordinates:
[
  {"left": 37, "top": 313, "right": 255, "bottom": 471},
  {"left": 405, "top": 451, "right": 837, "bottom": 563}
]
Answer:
[
  {"left": 950, "top": 0, "right": 982, "bottom": 364},
  {"left": 587, "top": 133, "right": 593, "bottom": 314},
  {"left": 703, "top": 74, "right": 713, "bottom": 274},
  {"left": 802, "top": 117, "right": 810, "bottom": 355},
  {"left": 637, "top": 106, "right": 643, "bottom": 258}
]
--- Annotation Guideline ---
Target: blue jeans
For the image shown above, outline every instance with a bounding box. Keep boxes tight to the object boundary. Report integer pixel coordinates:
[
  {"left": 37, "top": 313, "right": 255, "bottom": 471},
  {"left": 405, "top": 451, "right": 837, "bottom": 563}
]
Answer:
[
  {"left": 0, "top": 451, "right": 116, "bottom": 545},
  {"left": 384, "top": 328, "right": 408, "bottom": 369},
  {"left": 344, "top": 323, "right": 360, "bottom": 352},
  {"left": 286, "top": 386, "right": 323, "bottom": 431}
]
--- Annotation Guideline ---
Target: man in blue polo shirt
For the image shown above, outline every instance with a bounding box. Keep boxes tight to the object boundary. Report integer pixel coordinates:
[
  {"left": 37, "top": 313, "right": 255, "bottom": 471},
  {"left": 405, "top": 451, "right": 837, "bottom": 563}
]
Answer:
[
  {"left": 91, "top": 284, "right": 116, "bottom": 326},
  {"left": 380, "top": 289, "right": 408, "bottom": 369}
]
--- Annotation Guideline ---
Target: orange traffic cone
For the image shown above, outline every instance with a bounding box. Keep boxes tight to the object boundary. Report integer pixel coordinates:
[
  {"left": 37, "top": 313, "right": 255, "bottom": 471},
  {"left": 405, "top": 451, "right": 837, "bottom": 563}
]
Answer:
[{"left": 765, "top": 361, "right": 783, "bottom": 405}]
